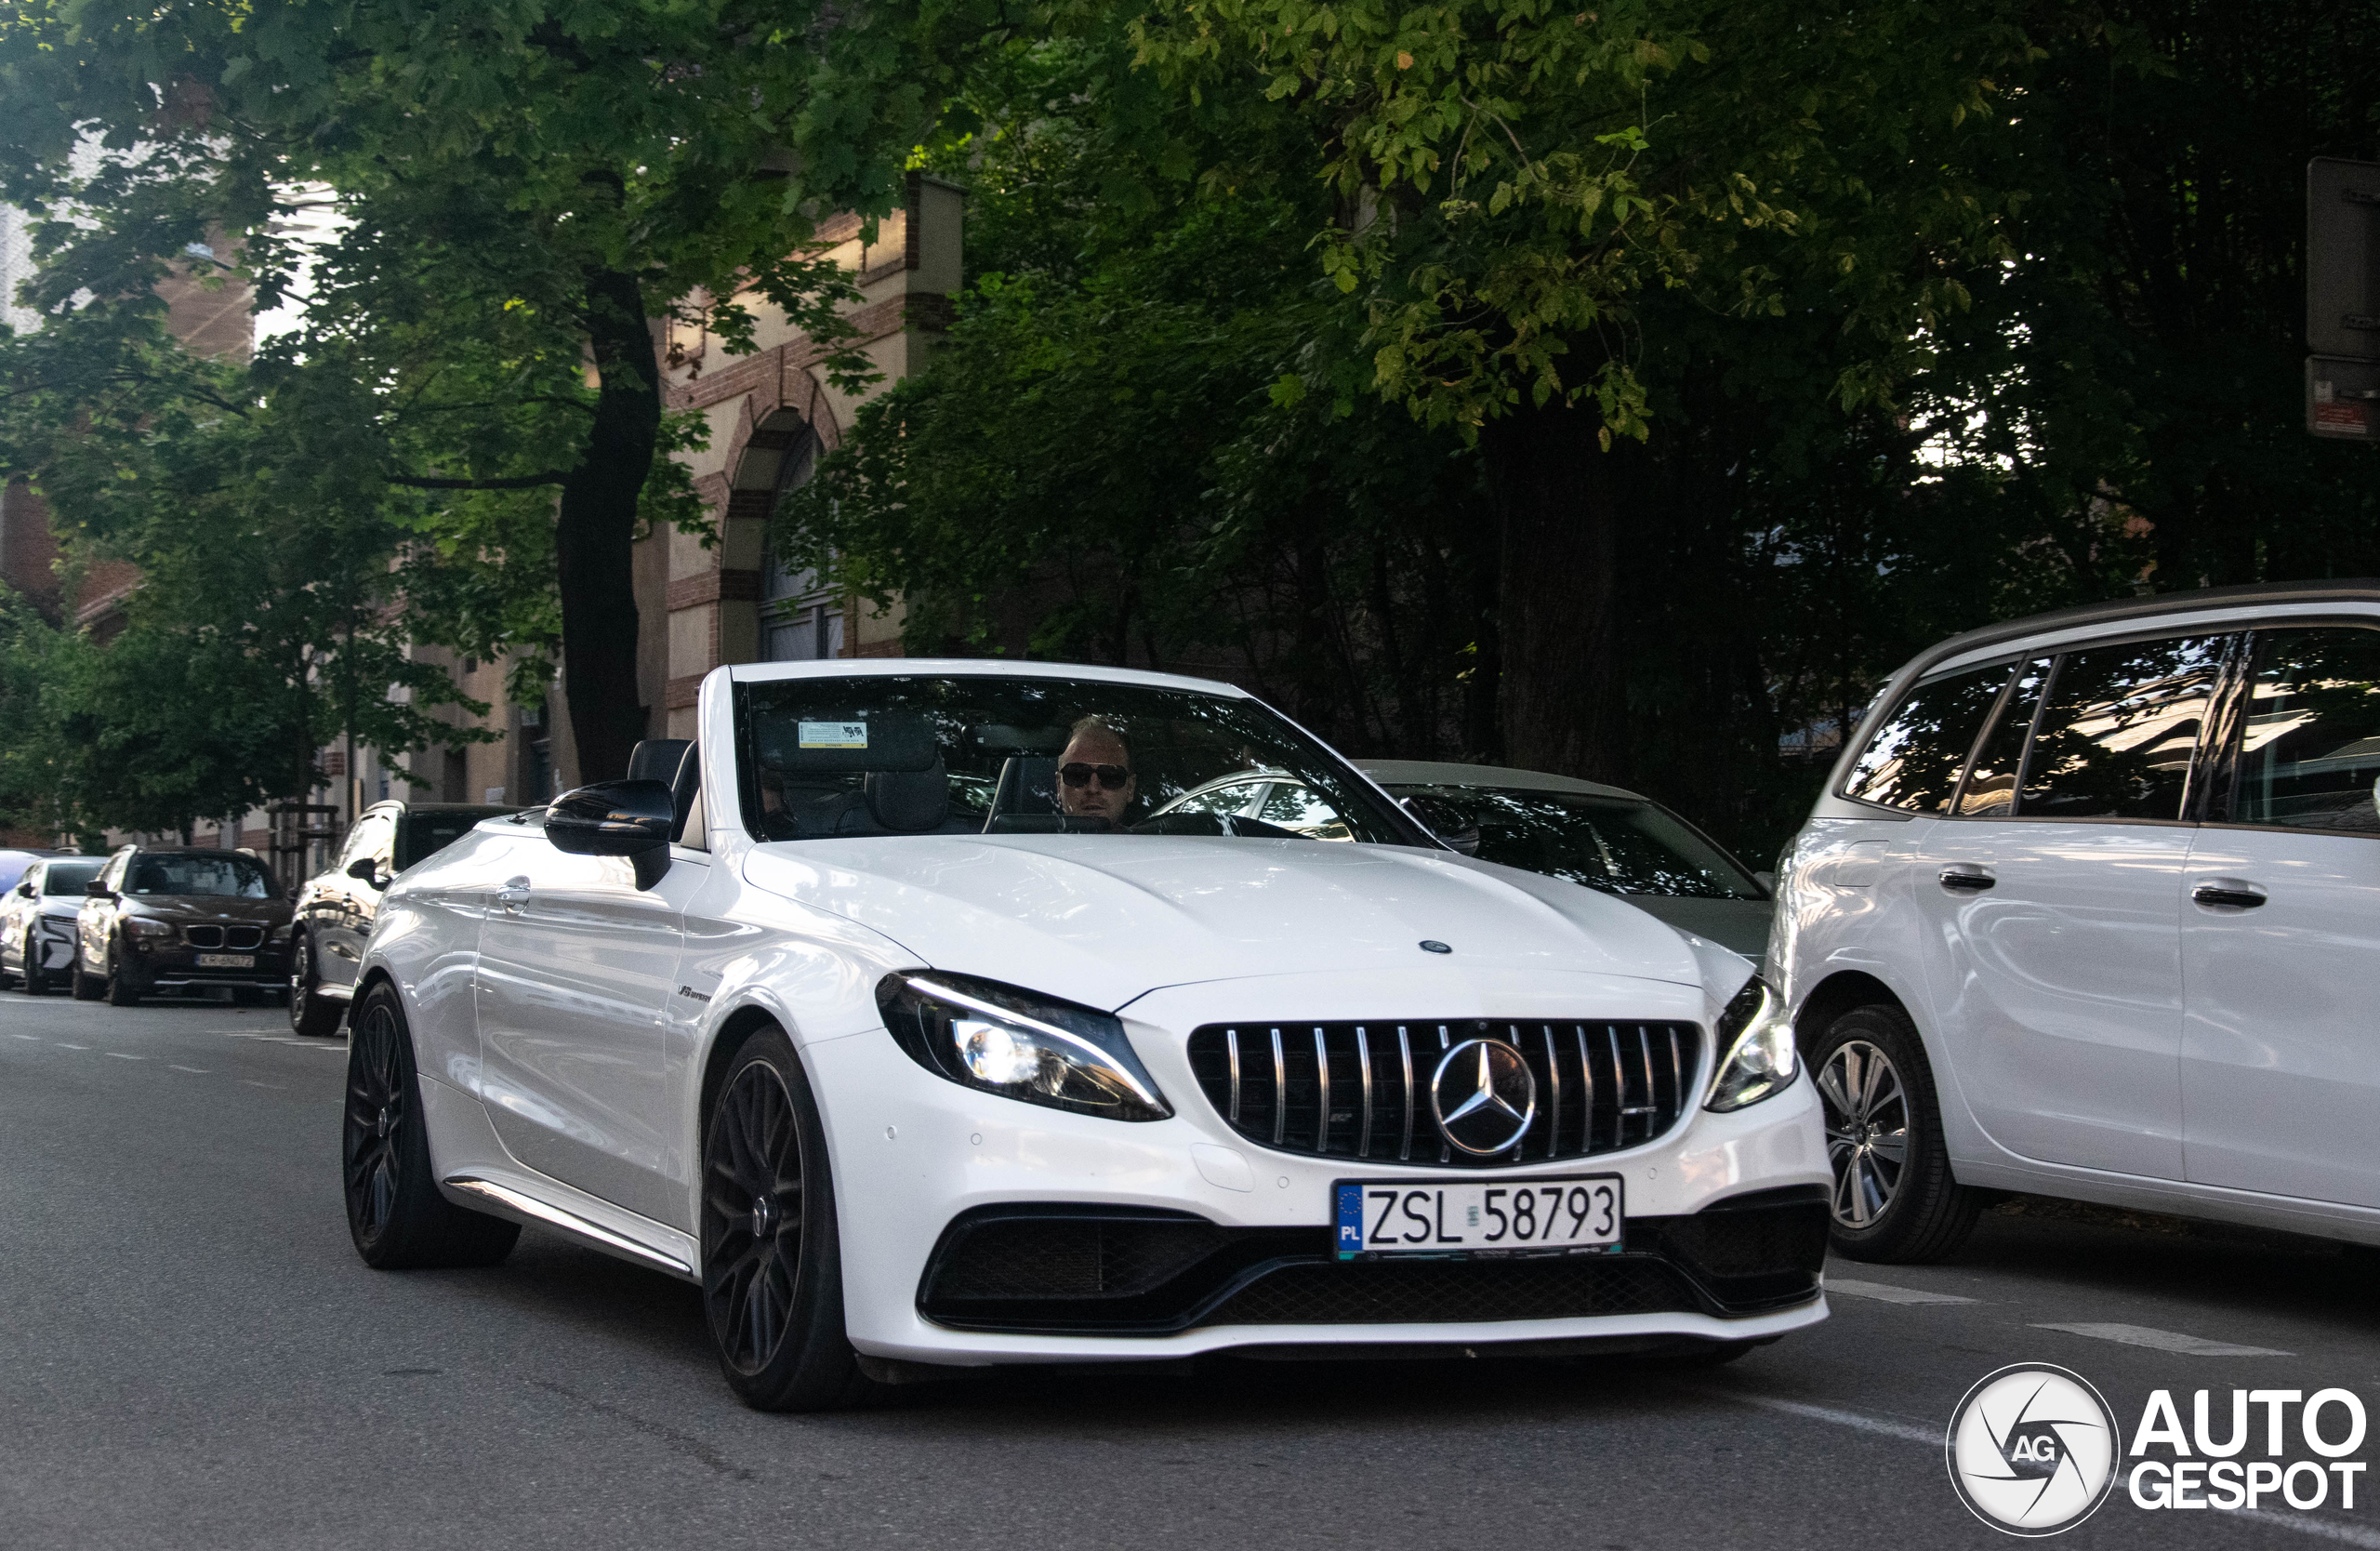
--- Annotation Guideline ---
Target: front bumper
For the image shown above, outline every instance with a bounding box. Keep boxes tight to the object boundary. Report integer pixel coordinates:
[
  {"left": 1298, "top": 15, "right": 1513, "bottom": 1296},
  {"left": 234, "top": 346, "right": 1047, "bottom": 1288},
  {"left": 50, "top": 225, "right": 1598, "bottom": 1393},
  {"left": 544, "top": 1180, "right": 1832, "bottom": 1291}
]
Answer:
[
  {"left": 797, "top": 970, "right": 1831, "bottom": 1366},
  {"left": 124, "top": 940, "right": 290, "bottom": 992}
]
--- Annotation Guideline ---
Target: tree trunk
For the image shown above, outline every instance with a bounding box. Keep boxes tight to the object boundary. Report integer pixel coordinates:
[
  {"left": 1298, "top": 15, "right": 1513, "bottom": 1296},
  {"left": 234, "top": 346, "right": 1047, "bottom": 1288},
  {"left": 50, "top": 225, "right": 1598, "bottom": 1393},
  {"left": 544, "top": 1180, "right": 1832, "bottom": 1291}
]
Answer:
[
  {"left": 1483, "top": 401, "right": 1629, "bottom": 784},
  {"left": 557, "top": 268, "right": 661, "bottom": 785}
]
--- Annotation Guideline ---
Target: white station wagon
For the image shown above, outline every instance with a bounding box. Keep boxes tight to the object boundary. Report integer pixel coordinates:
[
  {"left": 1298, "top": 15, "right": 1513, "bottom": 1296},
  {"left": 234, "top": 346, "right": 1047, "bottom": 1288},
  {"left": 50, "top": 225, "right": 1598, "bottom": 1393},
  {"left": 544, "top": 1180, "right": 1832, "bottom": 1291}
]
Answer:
[
  {"left": 344, "top": 659, "right": 1825, "bottom": 1408},
  {"left": 1778, "top": 581, "right": 2380, "bottom": 1261}
]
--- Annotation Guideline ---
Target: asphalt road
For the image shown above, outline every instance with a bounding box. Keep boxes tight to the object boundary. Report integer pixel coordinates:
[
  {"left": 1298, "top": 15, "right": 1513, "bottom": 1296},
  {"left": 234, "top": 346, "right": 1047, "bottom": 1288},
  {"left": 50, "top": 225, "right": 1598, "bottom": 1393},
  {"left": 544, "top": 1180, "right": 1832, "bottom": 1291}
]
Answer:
[{"left": 6, "top": 991, "right": 2380, "bottom": 1551}]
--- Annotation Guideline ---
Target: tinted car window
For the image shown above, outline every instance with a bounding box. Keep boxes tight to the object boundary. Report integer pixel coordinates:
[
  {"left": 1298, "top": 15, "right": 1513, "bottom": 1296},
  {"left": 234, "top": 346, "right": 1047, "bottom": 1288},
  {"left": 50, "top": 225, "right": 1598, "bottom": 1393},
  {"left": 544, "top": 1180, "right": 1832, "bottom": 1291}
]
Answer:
[
  {"left": 2020, "top": 635, "right": 2227, "bottom": 821},
  {"left": 397, "top": 808, "right": 516, "bottom": 870},
  {"left": 341, "top": 814, "right": 395, "bottom": 868},
  {"left": 127, "top": 854, "right": 277, "bottom": 898},
  {"left": 1842, "top": 663, "right": 2014, "bottom": 813},
  {"left": 42, "top": 860, "right": 100, "bottom": 895},
  {"left": 2230, "top": 627, "right": 2380, "bottom": 833},
  {"left": 1382, "top": 786, "right": 1763, "bottom": 899},
  {"left": 1957, "top": 656, "right": 2052, "bottom": 818}
]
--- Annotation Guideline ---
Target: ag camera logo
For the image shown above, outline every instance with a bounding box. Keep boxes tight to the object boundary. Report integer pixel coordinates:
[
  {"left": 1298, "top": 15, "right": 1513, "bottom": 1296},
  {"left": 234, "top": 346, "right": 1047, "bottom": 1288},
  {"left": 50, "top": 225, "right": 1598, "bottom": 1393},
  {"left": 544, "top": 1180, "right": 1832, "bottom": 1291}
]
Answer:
[{"left": 1946, "top": 1363, "right": 2120, "bottom": 1535}]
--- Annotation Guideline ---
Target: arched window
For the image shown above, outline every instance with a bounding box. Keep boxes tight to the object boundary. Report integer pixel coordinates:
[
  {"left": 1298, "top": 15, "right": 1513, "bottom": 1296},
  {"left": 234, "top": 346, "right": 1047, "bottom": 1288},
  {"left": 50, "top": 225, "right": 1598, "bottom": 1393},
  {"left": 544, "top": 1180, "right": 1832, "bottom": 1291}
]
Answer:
[{"left": 756, "top": 419, "right": 843, "bottom": 661}]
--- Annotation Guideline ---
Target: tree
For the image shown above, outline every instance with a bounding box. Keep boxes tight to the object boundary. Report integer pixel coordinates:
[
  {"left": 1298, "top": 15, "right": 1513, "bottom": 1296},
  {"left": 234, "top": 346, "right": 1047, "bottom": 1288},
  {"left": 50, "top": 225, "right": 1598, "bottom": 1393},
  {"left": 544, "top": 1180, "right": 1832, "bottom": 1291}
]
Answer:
[
  {"left": 1130, "top": 0, "right": 2055, "bottom": 780},
  {"left": 0, "top": 0, "right": 993, "bottom": 779}
]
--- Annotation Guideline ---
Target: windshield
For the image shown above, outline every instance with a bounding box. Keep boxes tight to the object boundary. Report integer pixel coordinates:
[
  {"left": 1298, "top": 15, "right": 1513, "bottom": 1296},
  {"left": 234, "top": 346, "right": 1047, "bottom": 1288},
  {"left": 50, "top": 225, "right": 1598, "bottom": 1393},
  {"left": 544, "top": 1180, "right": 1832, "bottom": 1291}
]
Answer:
[
  {"left": 43, "top": 861, "right": 100, "bottom": 895},
  {"left": 1381, "top": 785, "right": 1763, "bottom": 899},
  {"left": 734, "top": 674, "right": 1415, "bottom": 844},
  {"left": 127, "top": 854, "right": 278, "bottom": 899}
]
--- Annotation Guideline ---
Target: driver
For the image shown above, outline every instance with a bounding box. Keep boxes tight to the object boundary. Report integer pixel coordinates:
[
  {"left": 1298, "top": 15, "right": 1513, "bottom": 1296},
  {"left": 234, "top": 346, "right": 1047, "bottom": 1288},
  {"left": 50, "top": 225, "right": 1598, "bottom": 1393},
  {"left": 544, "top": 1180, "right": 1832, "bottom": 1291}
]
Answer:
[{"left": 1057, "top": 716, "right": 1136, "bottom": 827}]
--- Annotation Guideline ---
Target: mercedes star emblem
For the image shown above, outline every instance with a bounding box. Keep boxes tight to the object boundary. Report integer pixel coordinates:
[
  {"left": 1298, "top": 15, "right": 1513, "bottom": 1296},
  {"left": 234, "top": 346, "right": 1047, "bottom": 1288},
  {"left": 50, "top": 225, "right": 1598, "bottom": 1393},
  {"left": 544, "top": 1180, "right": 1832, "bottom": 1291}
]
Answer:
[{"left": 1430, "top": 1038, "right": 1538, "bottom": 1156}]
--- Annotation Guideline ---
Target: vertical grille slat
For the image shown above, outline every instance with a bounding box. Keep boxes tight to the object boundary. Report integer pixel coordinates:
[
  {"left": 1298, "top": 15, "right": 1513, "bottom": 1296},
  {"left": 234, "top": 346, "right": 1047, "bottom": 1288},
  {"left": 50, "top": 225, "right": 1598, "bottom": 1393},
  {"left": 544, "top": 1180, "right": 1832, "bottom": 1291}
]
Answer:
[
  {"left": 1269, "top": 1027, "right": 1287, "bottom": 1147},
  {"left": 1187, "top": 1018, "right": 1700, "bottom": 1170},
  {"left": 1355, "top": 1027, "right": 1374, "bottom": 1160}
]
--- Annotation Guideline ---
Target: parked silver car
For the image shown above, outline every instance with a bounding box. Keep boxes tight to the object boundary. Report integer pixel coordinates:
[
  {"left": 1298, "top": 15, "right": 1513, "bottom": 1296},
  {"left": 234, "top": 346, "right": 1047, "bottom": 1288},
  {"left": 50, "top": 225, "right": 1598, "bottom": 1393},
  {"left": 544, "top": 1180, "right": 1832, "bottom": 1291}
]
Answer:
[{"left": 0, "top": 855, "right": 103, "bottom": 995}]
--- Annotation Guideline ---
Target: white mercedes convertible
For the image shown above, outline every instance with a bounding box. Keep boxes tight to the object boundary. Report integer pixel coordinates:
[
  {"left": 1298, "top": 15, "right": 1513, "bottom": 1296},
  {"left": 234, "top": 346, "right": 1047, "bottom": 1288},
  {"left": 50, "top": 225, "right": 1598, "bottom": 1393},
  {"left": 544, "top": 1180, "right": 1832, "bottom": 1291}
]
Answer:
[{"left": 343, "top": 660, "right": 1828, "bottom": 1409}]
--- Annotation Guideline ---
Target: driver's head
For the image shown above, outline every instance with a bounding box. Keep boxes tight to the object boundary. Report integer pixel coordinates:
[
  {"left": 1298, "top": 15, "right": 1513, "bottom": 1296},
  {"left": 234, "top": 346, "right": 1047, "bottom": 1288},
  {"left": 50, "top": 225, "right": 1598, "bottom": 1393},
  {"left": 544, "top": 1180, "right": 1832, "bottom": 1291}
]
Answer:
[{"left": 1058, "top": 717, "right": 1135, "bottom": 823}]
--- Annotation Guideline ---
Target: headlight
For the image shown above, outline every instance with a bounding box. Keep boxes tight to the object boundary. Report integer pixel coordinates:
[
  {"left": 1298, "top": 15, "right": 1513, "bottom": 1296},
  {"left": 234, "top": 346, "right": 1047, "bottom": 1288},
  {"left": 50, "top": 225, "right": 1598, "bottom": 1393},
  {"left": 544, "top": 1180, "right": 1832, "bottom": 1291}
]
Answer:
[
  {"left": 876, "top": 973, "right": 1172, "bottom": 1122},
  {"left": 1704, "top": 975, "right": 1798, "bottom": 1111},
  {"left": 124, "top": 917, "right": 176, "bottom": 941}
]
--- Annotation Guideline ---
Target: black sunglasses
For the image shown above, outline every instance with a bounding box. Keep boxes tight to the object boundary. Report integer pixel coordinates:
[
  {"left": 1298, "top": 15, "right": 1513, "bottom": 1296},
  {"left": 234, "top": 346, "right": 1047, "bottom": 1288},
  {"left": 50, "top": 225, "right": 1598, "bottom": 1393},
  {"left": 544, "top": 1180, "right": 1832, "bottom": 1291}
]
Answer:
[{"left": 1059, "top": 762, "right": 1132, "bottom": 790}]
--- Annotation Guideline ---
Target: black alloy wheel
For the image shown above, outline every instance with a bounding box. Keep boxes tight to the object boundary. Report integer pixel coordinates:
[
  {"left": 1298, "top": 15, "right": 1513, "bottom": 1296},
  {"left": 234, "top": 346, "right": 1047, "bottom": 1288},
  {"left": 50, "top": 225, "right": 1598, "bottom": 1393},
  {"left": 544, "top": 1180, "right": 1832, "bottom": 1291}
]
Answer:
[
  {"left": 104, "top": 937, "right": 141, "bottom": 1007},
  {"left": 1812, "top": 1002, "right": 1977, "bottom": 1264},
  {"left": 288, "top": 934, "right": 343, "bottom": 1037},
  {"left": 341, "top": 982, "right": 519, "bottom": 1268},
  {"left": 699, "top": 1027, "right": 870, "bottom": 1412},
  {"left": 20, "top": 932, "right": 47, "bottom": 996}
]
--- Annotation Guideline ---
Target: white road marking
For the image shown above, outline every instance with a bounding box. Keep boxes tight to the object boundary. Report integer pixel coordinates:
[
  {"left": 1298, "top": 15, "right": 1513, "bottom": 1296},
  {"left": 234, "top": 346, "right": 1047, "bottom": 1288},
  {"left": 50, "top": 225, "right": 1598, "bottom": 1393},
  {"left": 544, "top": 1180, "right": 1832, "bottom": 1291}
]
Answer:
[
  {"left": 1723, "top": 1390, "right": 2380, "bottom": 1546},
  {"left": 239, "top": 1080, "right": 284, "bottom": 1090},
  {"left": 1724, "top": 1391, "right": 1937, "bottom": 1444},
  {"left": 167, "top": 1065, "right": 208, "bottom": 1074},
  {"left": 9, "top": 1033, "right": 37, "bottom": 1041},
  {"left": 55, "top": 1042, "right": 87, "bottom": 1050},
  {"left": 2031, "top": 1321, "right": 2292, "bottom": 1357},
  {"left": 1826, "top": 1277, "right": 1979, "bottom": 1306},
  {"left": 103, "top": 1052, "right": 142, "bottom": 1060}
]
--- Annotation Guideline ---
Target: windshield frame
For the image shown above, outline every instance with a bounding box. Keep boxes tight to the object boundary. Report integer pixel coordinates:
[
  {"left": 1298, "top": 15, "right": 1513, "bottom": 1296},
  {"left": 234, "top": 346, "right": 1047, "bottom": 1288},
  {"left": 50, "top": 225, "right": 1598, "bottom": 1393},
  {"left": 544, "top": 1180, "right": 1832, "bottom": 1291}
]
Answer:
[{"left": 729, "top": 669, "right": 1435, "bottom": 849}]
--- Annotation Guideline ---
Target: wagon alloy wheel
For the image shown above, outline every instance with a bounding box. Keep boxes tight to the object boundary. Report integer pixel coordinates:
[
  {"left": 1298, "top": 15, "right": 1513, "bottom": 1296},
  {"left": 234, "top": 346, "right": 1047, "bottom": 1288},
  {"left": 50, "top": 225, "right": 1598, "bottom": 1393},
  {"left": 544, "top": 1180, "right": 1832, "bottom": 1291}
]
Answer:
[
  {"left": 703, "top": 1063, "right": 806, "bottom": 1375},
  {"left": 1810, "top": 1002, "right": 1977, "bottom": 1264},
  {"left": 345, "top": 1001, "right": 407, "bottom": 1241},
  {"left": 1818, "top": 1040, "right": 1908, "bottom": 1228},
  {"left": 289, "top": 935, "right": 342, "bottom": 1036}
]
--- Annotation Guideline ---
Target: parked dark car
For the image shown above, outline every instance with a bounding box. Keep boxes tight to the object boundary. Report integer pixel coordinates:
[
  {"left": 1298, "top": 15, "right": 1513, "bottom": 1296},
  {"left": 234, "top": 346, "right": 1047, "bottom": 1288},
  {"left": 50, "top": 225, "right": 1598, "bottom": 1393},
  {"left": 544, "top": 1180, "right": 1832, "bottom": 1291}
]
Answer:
[
  {"left": 73, "top": 846, "right": 294, "bottom": 1006},
  {"left": 1356, "top": 760, "right": 1777, "bottom": 961},
  {"left": 288, "top": 801, "right": 519, "bottom": 1036}
]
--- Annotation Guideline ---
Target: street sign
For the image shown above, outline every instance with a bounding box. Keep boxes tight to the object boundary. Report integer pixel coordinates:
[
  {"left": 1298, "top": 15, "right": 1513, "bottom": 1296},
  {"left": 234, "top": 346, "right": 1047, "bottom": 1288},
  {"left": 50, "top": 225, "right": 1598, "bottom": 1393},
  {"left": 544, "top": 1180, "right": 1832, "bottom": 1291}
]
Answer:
[
  {"left": 2308, "top": 158, "right": 2380, "bottom": 360},
  {"left": 2308, "top": 355, "right": 2380, "bottom": 443}
]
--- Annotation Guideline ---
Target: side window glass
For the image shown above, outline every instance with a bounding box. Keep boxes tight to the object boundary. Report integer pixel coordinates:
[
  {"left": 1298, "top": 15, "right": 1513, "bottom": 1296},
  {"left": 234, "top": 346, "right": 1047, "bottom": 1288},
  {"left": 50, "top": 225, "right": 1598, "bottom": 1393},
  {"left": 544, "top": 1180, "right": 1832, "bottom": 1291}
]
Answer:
[
  {"left": 2021, "top": 635, "right": 2227, "bottom": 821},
  {"left": 2232, "top": 627, "right": 2380, "bottom": 833},
  {"left": 1958, "top": 657, "right": 2052, "bottom": 817},
  {"left": 1256, "top": 782, "right": 1351, "bottom": 839},
  {"left": 1173, "top": 780, "right": 1263, "bottom": 816},
  {"left": 1841, "top": 662, "right": 2014, "bottom": 812}
]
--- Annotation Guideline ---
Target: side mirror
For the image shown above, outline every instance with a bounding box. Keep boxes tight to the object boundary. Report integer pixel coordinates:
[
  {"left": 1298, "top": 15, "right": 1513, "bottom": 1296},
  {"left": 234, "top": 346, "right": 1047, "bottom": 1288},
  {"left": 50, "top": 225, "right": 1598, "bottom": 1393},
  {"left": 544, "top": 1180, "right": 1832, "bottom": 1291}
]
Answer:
[
  {"left": 546, "top": 779, "right": 676, "bottom": 887},
  {"left": 1752, "top": 869, "right": 1777, "bottom": 893},
  {"left": 15, "top": 882, "right": 32, "bottom": 897},
  {"left": 1401, "top": 796, "right": 1481, "bottom": 856},
  {"left": 346, "top": 856, "right": 388, "bottom": 890},
  {"left": 84, "top": 880, "right": 112, "bottom": 898}
]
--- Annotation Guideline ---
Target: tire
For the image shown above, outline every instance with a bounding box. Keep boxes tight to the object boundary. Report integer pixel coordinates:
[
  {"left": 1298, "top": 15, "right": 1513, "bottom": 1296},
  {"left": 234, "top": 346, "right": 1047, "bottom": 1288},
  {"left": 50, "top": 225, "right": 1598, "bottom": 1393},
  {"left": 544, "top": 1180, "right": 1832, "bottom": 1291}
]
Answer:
[
  {"left": 342, "top": 982, "right": 520, "bottom": 1269},
  {"left": 71, "top": 951, "right": 103, "bottom": 1001},
  {"left": 21, "top": 933, "right": 48, "bottom": 996},
  {"left": 105, "top": 941, "right": 142, "bottom": 1007},
  {"left": 700, "top": 1027, "right": 873, "bottom": 1412},
  {"left": 1812, "top": 1002, "right": 1978, "bottom": 1264},
  {"left": 288, "top": 934, "right": 344, "bottom": 1037}
]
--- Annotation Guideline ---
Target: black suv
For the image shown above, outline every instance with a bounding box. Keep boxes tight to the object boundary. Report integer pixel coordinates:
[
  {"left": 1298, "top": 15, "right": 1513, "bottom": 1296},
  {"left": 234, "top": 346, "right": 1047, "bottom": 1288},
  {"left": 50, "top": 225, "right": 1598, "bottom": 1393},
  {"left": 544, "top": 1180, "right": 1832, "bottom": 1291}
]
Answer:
[{"left": 287, "top": 801, "right": 518, "bottom": 1035}]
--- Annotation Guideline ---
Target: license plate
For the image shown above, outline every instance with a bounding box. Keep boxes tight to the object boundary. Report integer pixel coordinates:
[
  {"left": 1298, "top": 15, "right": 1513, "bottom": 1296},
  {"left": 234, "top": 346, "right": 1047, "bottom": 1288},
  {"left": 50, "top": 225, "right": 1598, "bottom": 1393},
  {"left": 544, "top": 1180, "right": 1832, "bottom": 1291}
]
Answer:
[
  {"left": 1334, "top": 1174, "right": 1623, "bottom": 1259},
  {"left": 195, "top": 953, "right": 256, "bottom": 969}
]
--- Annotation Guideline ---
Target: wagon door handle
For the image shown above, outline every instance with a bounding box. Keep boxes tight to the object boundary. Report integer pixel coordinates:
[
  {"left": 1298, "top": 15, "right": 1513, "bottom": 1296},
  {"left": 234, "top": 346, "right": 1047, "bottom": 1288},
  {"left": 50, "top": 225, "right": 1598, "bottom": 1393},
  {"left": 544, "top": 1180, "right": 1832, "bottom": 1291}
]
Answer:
[
  {"left": 2192, "top": 879, "right": 2268, "bottom": 910},
  {"left": 494, "top": 877, "right": 532, "bottom": 914},
  {"left": 1938, "top": 866, "right": 1997, "bottom": 892}
]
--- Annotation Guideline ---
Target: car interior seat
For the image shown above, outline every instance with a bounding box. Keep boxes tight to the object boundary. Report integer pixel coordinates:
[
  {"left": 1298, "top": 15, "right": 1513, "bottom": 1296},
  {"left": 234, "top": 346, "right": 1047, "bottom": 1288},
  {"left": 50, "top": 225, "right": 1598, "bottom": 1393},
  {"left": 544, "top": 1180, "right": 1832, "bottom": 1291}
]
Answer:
[{"left": 627, "top": 737, "right": 703, "bottom": 842}]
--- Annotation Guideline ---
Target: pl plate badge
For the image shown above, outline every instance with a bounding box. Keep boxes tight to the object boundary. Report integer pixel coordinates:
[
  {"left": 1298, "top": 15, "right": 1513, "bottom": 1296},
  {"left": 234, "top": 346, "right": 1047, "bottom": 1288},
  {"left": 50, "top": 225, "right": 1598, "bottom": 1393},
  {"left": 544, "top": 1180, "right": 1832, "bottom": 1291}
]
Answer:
[{"left": 1946, "top": 1363, "right": 2119, "bottom": 1536}]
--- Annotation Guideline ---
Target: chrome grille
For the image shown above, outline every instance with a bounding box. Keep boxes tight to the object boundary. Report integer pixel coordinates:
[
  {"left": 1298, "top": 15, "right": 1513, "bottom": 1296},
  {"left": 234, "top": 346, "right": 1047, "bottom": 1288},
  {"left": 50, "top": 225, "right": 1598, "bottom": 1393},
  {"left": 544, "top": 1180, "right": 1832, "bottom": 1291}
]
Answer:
[
  {"left": 183, "top": 925, "right": 222, "bottom": 949},
  {"left": 1184, "top": 1020, "right": 1702, "bottom": 1167}
]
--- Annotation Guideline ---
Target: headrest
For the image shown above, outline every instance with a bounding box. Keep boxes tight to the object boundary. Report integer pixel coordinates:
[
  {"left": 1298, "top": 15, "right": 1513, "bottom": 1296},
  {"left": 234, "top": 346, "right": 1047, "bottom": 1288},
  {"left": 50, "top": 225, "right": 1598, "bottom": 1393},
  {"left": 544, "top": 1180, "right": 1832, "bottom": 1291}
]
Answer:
[
  {"left": 626, "top": 738, "right": 691, "bottom": 784},
  {"left": 757, "top": 712, "right": 939, "bottom": 775},
  {"left": 990, "top": 755, "right": 1060, "bottom": 815},
  {"left": 866, "top": 762, "right": 950, "bottom": 833}
]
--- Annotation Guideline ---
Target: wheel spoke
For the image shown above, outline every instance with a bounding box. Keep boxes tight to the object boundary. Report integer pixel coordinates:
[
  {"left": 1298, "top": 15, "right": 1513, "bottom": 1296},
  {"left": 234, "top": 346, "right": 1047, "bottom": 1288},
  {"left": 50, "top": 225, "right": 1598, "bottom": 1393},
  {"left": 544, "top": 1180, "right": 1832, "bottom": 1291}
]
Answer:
[{"left": 1869, "top": 1130, "right": 1909, "bottom": 1166}]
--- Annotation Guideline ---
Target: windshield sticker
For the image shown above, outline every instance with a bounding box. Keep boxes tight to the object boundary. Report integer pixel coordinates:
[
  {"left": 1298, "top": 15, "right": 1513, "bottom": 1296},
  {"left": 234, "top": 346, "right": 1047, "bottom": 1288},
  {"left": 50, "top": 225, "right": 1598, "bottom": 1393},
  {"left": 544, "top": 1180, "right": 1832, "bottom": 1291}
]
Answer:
[{"left": 798, "top": 721, "right": 869, "bottom": 749}]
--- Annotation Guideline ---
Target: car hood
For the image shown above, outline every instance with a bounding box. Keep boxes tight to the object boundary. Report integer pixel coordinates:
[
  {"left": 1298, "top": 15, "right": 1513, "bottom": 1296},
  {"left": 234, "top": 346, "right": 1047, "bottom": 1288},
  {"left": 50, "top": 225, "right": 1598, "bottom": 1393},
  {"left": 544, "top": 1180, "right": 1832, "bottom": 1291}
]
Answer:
[
  {"left": 111, "top": 895, "right": 292, "bottom": 923},
  {"left": 741, "top": 835, "right": 1703, "bottom": 1012}
]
